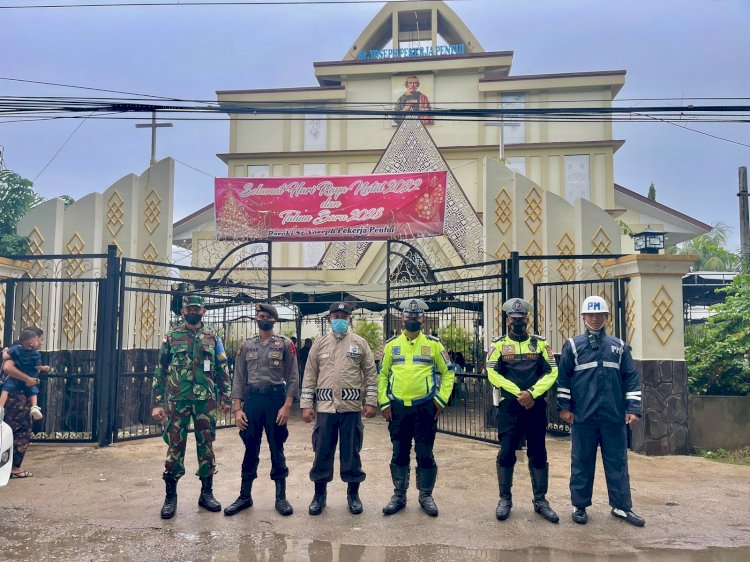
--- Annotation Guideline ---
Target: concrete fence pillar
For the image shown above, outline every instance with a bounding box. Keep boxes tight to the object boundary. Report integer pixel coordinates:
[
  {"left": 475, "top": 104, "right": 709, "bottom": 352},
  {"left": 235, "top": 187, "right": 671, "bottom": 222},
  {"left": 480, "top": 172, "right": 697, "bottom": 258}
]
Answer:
[{"left": 605, "top": 254, "right": 696, "bottom": 455}]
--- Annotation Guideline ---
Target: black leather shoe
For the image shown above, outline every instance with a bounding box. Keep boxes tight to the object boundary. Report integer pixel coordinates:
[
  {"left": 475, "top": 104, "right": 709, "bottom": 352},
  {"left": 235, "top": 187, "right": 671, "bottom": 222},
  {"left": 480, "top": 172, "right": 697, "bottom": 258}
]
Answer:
[
  {"left": 572, "top": 507, "right": 588, "bottom": 524},
  {"left": 611, "top": 508, "right": 645, "bottom": 527},
  {"left": 533, "top": 499, "right": 559, "bottom": 523},
  {"left": 418, "top": 492, "right": 438, "bottom": 517},
  {"left": 224, "top": 496, "right": 252, "bottom": 516},
  {"left": 274, "top": 480, "right": 293, "bottom": 516},
  {"left": 347, "top": 483, "right": 363, "bottom": 515},
  {"left": 160, "top": 475, "right": 178, "bottom": 519},
  {"left": 308, "top": 482, "right": 327, "bottom": 516},
  {"left": 382, "top": 494, "right": 406, "bottom": 515},
  {"left": 495, "top": 498, "right": 512, "bottom": 521},
  {"left": 198, "top": 476, "right": 221, "bottom": 512}
]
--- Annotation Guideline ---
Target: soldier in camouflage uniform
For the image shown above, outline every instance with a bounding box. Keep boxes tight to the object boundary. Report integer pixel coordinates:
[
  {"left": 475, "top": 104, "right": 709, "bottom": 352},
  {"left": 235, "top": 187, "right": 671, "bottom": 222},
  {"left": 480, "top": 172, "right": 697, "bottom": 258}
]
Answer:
[{"left": 151, "top": 295, "right": 231, "bottom": 519}]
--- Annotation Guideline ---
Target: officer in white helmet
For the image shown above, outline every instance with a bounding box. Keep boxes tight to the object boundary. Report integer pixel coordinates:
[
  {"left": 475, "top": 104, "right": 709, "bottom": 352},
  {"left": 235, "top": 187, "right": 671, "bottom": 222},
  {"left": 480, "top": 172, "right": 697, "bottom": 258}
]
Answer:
[
  {"left": 556, "top": 295, "right": 645, "bottom": 527},
  {"left": 377, "top": 298, "right": 453, "bottom": 517}
]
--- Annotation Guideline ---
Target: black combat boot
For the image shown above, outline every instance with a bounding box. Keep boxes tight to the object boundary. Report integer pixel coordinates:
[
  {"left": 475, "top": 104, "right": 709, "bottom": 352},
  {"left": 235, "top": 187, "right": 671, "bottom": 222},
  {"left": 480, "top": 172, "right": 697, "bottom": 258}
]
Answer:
[
  {"left": 529, "top": 464, "right": 559, "bottom": 523},
  {"left": 160, "top": 474, "right": 178, "bottom": 519},
  {"left": 347, "top": 482, "right": 363, "bottom": 514},
  {"left": 495, "top": 463, "right": 513, "bottom": 521},
  {"left": 308, "top": 481, "right": 327, "bottom": 516},
  {"left": 382, "top": 464, "right": 409, "bottom": 516},
  {"left": 274, "top": 479, "right": 294, "bottom": 516},
  {"left": 224, "top": 476, "right": 253, "bottom": 516},
  {"left": 416, "top": 466, "right": 439, "bottom": 517},
  {"left": 198, "top": 474, "right": 222, "bottom": 512}
]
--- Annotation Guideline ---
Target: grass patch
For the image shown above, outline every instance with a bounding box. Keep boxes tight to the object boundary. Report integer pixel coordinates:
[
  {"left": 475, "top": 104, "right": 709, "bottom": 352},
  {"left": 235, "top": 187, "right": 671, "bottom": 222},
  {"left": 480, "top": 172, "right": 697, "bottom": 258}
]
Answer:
[{"left": 695, "top": 447, "right": 750, "bottom": 466}]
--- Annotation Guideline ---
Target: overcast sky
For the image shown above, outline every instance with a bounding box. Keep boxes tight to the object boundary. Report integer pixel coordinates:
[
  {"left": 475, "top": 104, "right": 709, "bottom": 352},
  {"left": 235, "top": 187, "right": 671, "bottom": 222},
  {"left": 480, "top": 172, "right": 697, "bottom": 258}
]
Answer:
[{"left": 2, "top": 0, "right": 748, "bottom": 250}]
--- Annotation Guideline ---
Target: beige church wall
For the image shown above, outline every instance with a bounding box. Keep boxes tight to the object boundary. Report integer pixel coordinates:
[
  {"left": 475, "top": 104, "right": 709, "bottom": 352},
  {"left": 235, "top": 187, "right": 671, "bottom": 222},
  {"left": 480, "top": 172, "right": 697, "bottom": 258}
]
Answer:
[
  {"left": 103, "top": 174, "right": 139, "bottom": 258},
  {"left": 448, "top": 158, "right": 479, "bottom": 211},
  {"left": 15, "top": 199, "right": 65, "bottom": 347},
  {"left": 58, "top": 192, "right": 104, "bottom": 351},
  {"left": 234, "top": 114, "right": 286, "bottom": 153},
  {"left": 545, "top": 89, "right": 610, "bottom": 142}
]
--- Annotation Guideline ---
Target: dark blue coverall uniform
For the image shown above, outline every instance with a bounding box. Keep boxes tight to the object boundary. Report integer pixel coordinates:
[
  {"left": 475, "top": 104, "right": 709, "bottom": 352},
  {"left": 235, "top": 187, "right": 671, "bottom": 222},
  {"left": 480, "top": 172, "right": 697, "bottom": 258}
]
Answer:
[{"left": 556, "top": 331, "right": 641, "bottom": 511}]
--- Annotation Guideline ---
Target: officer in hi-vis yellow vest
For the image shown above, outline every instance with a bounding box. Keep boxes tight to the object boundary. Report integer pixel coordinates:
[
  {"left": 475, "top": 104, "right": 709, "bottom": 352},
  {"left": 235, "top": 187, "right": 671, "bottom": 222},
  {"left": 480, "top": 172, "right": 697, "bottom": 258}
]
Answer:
[
  {"left": 487, "top": 298, "right": 559, "bottom": 523},
  {"left": 378, "top": 298, "right": 453, "bottom": 517}
]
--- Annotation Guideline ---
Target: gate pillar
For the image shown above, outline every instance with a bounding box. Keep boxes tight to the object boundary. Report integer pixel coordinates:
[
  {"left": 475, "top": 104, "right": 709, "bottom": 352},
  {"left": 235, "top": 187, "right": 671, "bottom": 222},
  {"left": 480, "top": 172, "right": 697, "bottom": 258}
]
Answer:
[{"left": 605, "top": 254, "right": 696, "bottom": 455}]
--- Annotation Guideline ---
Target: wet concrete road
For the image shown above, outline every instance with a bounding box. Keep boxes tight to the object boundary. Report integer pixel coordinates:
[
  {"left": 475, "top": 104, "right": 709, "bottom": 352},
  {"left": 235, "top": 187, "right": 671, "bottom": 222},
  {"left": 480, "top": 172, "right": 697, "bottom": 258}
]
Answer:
[{"left": 1, "top": 414, "right": 749, "bottom": 561}]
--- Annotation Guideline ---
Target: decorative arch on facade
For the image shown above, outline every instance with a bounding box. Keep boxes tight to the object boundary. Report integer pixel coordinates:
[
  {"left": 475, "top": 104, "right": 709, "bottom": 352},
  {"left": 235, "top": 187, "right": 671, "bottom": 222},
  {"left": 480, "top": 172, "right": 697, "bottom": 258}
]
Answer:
[{"left": 343, "top": 0, "right": 484, "bottom": 61}]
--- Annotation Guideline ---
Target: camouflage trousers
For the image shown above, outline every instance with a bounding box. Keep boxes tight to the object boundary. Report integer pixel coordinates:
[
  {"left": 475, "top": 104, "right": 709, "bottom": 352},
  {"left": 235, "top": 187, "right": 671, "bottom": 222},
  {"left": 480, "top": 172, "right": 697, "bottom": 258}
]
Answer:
[
  {"left": 162, "top": 399, "right": 217, "bottom": 480},
  {"left": 5, "top": 392, "right": 32, "bottom": 469}
]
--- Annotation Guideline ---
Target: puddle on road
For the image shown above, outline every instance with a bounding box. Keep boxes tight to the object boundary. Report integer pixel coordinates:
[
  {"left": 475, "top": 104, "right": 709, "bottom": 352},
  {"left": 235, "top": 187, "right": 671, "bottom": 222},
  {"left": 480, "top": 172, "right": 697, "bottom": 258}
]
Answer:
[{"left": 2, "top": 526, "right": 749, "bottom": 561}]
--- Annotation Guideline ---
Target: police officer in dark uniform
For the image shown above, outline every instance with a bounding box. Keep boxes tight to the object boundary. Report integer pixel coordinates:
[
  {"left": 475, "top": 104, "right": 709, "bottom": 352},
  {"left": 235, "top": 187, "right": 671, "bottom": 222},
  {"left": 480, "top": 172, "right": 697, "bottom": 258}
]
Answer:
[
  {"left": 557, "top": 296, "right": 645, "bottom": 527},
  {"left": 224, "top": 303, "right": 299, "bottom": 517},
  {"left": 378, "top": 298, "right": 453, "bottom": 517},
  {"left": 486, "top": 298, "right": 560, "bottom": 523}
]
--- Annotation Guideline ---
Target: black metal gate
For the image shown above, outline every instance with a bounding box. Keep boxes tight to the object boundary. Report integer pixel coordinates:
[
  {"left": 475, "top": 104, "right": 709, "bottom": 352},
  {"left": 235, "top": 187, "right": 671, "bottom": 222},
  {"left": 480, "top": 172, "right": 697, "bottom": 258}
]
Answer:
[
  {"left": 0, "top": 248, "right": 119, "bottom": 443},
  {"left": 113, "top": 243, "right": 272, "bottom": 443}
]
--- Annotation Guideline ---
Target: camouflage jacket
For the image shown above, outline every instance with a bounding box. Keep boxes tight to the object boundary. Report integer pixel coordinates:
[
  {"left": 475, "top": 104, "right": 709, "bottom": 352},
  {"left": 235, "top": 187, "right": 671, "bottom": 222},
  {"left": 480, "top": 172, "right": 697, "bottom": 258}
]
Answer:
[{"left": 152, "top": 322, "right": 231, "bottom": 407}]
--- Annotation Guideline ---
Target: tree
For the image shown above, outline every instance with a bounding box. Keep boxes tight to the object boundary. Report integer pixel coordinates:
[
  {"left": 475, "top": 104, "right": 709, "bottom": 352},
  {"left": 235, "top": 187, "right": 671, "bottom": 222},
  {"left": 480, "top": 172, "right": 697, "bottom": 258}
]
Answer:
[
  {"left": 438, "top": 322, "right": 477, "bottom": 359},
  {"left": 647, "top": 182, "right": 656, "bottom": 201},
  {"left": 667, "top": 221, "right": 739, "bottom": 271},
  {"left": 354, "top": 319, "right": 383, "bottom": 352},
  {"left": 0, "top": 169, "right": 42, "bottom": 255},
  {"left": 686, "top": 273, "right": 750, "bottom": 395}
]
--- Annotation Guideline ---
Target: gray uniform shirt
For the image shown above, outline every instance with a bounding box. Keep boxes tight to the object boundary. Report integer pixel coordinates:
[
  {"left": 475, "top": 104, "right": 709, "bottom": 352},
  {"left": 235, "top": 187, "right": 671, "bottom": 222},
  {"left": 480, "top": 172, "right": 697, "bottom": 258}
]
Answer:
[
  {"left": 300, "top": 331, "right": 377, "bottom": 413},
  {"left": 231, "top": 334, "right": 299, "bottom": 400}
]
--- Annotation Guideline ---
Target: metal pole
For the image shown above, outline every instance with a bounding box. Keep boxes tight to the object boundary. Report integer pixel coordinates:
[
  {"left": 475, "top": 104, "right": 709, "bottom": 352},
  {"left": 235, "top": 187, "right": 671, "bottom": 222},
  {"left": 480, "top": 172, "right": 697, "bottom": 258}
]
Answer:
[
  {"left": 739, "top": 166, "right": 749, "bottom": 263},
  {"left": 3, "top": 279, "right": 15, "bottom": 347},
  {"left": 386, "top": 240, "right": 392, "bottom": 338}
]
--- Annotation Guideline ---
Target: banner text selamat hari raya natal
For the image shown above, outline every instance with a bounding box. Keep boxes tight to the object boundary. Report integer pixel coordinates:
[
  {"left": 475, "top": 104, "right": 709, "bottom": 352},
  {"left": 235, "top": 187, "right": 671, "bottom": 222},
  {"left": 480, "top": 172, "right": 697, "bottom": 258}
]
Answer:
[{"left": 214, "top": 171, "right": 447, "bottom": 241}]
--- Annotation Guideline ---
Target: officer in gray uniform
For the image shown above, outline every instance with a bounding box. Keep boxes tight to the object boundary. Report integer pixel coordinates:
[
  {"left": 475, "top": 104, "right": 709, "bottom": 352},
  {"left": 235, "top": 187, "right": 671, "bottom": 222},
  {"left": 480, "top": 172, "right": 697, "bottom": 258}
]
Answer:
[
  {"left": 301, "top": 302, "right": 378, "bottom": 516},
  {"left": 224, "top": 303, "right": 299, "bottom": 517}
]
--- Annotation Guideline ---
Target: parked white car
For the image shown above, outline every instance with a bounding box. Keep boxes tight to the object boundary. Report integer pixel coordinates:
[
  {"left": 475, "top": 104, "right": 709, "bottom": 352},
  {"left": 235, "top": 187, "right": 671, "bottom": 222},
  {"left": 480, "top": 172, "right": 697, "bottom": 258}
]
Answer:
[{"left": 0, "top": 406, "right": 12, "bottom": 486}]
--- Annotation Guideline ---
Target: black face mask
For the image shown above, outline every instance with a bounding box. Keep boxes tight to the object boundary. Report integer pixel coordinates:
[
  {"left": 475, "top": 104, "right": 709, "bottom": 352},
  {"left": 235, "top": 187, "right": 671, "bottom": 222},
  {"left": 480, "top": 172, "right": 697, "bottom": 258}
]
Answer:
[
  {"left": 404, "top": 320, "right": 421, "bottom": 332},
  {"left": 509, "top": 320, "right": 527, "bottom": 336},
  {"left": 184, "top": 313, "right": 202, "bottom": 325},
  {"left": 258, "top": 319, "right": 275, "bottom": 331}
]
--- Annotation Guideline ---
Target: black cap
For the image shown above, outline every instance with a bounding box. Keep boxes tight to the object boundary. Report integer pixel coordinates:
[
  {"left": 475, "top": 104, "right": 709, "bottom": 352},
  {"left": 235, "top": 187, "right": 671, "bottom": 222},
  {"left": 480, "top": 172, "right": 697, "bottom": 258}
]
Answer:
[{"left": 329, "top": 302, "right": 352, "bottom": 315}]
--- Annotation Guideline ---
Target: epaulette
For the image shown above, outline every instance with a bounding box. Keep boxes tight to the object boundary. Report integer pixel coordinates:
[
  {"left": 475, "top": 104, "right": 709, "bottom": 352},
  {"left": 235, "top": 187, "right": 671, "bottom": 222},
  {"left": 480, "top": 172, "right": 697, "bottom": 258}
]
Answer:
[
  {"left": 385, "top": 335, "right": 398, "bottom": 344},
  {"left": 492, "top": 335, "right": 506, "bottom": 342},
  {"left": 427, "top": 335, "right": 440, "bottom": 342},
  {"left": 531, "top": 334, "right": 546, "bottom": 340}
]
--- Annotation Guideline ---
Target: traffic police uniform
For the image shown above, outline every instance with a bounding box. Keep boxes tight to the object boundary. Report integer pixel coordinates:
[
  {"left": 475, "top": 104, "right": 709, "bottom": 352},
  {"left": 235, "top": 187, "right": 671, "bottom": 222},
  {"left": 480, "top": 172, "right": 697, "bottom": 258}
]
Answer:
[
  {"left": 486, "top": 298, "right": 559, "bottom": 522},
  {"left": 556, "top": 301, "right": 643, "bottom": 525},
  {"left": 378, "top": 298, "right": 453, "bottom": 517},
  {"left": 153, "top": 294, "right": 231, "bottom": 517},
  {"left": 300, "top": 301, "right": 378, "bottom": 515},
  {"left": 228, "top": 303, "right": 299, "bottom": 515}
]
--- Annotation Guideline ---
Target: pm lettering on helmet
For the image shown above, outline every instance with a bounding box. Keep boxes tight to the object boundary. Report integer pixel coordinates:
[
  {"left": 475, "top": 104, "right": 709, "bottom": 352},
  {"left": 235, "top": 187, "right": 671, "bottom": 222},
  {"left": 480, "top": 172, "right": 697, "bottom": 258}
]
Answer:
[{"left": 588, "top": 301, "right": 601, "bottom": 311}]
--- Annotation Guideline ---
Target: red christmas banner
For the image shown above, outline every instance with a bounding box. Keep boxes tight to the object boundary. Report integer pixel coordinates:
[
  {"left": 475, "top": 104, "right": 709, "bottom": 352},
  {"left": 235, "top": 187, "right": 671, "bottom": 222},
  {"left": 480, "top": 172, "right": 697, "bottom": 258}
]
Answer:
[{"left": 214, "top": 172, "right": 447, "bottom": 241}]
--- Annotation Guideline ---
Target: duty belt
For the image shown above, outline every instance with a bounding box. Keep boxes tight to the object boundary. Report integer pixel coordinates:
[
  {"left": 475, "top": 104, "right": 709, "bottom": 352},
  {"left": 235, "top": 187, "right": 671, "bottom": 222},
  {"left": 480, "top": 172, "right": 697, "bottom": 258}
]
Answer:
[{"left": 245, "top": 384, "right": 285, "bottom": 396}]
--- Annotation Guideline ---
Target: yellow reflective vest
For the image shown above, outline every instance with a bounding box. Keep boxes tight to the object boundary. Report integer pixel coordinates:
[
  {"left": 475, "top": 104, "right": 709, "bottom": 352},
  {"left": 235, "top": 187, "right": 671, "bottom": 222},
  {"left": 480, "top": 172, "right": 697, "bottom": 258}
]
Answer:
[
  {"left": 377, "top": 331, "right": 453, "bottom": 409},
  {"left": 487, "top": 334, "right": 558, "bottom": 399}
]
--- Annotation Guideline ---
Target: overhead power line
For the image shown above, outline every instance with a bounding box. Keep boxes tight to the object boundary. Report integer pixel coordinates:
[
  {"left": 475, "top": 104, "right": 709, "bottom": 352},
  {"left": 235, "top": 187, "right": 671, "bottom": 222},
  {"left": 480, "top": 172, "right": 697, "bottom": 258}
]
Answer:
[{"left": 0, "top": 0, "right": 442, "bottom": 9}]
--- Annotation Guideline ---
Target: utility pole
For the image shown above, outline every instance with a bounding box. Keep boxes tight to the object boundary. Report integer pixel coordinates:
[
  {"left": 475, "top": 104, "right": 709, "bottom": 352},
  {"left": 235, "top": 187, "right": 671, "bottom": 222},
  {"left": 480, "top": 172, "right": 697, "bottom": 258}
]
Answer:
[
  {"left": 135, "top": 111, "right": 173, "bottom": 166},
  {"left": 739, "top": 166, "right": 749, "bottom": 262}
]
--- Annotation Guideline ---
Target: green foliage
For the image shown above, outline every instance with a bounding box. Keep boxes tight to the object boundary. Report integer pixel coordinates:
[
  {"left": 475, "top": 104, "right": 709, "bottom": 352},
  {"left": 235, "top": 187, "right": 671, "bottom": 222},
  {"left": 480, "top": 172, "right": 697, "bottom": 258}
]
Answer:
[
  {"left": 0, "top": 169, "right": 42, "bottom": 255},
  {"left": 695, "top": 447, "right": 750, "bottom": 466},
  {"left": 618, "top": 220, "right": 635, "bottom": 237},
  {"left": 686, "top": 273, "right": 750, "bottom": 395},
  {"left": 438, "top": 322, "right": 476, "bottom": 358},
  {"left": 647, "top": 182, "right": 657, "bottom": 201},
  {"left": 354, "top": 320, "right": 383, "bottom": 352},
  {"left": 59, "top": 194, "right": 76, "bottom": 208},
  {"left": 667, "top": 222, "right": 739, "bottom": 271}
]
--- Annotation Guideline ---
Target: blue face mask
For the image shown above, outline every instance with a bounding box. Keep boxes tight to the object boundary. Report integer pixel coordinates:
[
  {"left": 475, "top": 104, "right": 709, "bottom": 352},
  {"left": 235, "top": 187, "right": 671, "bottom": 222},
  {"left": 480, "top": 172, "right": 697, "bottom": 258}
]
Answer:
[{"left": 331, "top": 319, "right": 349, "bottom": 334}]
